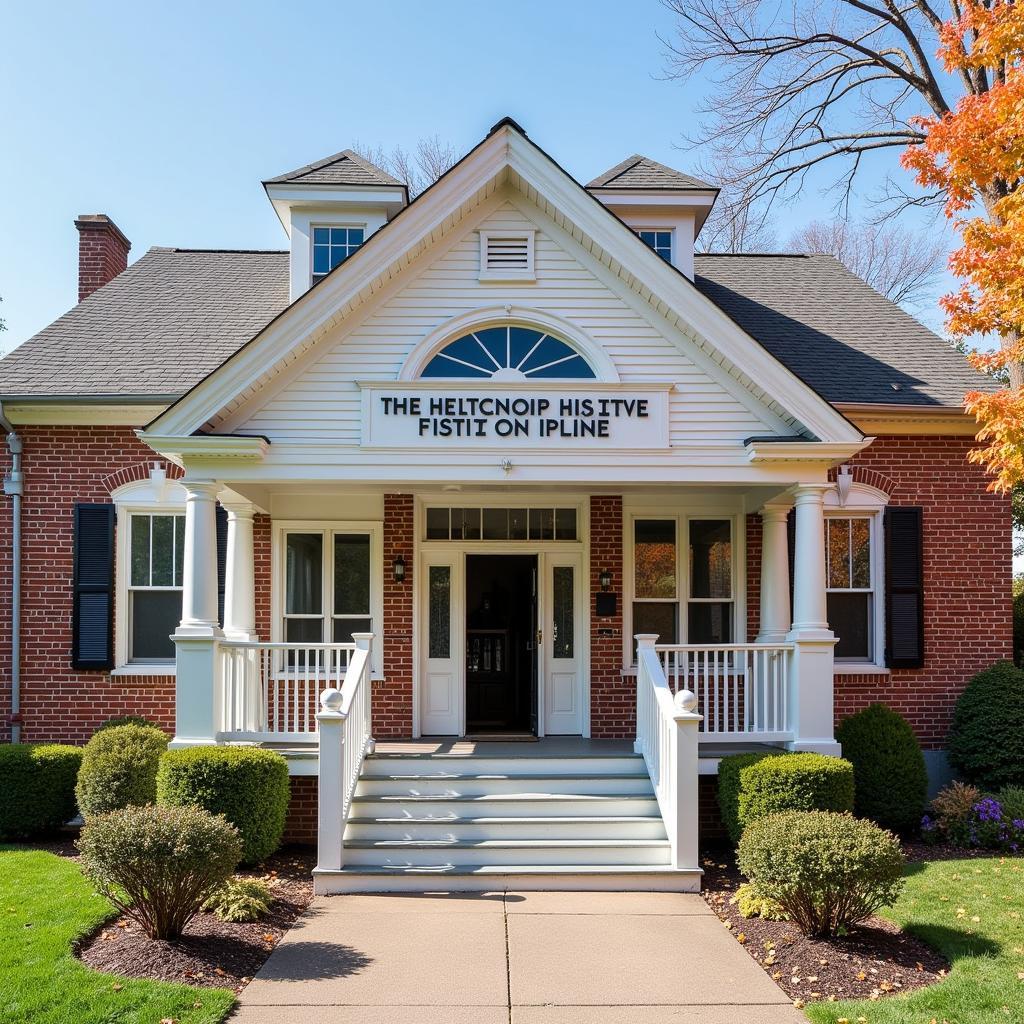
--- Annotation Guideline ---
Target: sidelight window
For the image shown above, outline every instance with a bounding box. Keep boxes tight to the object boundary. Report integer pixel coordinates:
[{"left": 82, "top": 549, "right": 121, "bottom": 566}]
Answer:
[{"left": 825, "top": 516, "right": 874, "bottom": 660}]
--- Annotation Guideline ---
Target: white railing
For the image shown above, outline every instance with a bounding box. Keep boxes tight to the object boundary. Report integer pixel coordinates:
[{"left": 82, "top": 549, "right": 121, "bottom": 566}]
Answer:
[
  {"left": 656, "top": 643, "right": 793, "bottom": 743},
  {"left": 634, "top": 635, "right": 702, "bottom": 874},
  {"left": 218, "top": 641, "right": 355, "bottom": 742},
  {"left": 315, "top": 633, "right": 374, "bottom": 875}
]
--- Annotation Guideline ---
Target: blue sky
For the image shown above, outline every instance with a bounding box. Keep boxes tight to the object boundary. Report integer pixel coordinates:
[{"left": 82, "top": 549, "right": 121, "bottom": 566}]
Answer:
[{"left": 1, "top": 0, "right": 949, "bottom": 350}]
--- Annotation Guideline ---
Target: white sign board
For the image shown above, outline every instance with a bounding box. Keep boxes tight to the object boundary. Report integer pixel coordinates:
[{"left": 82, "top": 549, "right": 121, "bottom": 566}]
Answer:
[{"left": 362, "top": 387, "right": 670, "bottom": 449}]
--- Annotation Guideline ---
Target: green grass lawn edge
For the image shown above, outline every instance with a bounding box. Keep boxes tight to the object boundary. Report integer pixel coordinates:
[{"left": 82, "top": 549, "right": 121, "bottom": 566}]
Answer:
[
  {"left": 0, "top": 845, "right": 235, "bottom": 1024},
  {"left": 805, "top": 856, "right": 1024, "bottom": 1024}
]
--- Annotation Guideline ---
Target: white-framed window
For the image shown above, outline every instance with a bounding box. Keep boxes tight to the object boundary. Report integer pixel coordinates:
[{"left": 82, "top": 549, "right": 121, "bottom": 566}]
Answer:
[
  {"left": 629, "top": 514, "right": 737, "bottom": 657},
  {"left": 273, "top": 522, "right": 384, "bottom": 676},
  {"left": 637, "top": 229, "right": 673, "bottom": 262},
  {"left": 311, "top": 225, "right": 364, "bottom": 284},
  {"left": 112, "top": 474, "right": 188, "bottom": 674},
  {"left": 824, "top": 480, "right": 887, "bottom": 665}
]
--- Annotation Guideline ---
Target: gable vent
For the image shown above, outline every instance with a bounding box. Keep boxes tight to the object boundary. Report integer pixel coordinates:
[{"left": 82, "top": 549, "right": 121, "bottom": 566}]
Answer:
[{"left": 479, "top": 230, "right": 535, "bottom": 281}]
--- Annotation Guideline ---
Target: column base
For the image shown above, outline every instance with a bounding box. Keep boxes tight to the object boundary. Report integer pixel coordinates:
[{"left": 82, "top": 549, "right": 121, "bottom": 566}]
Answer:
[
  {"left": 169, "top": 736, "right": 221, "bottom": 749},
  {"left": 787, "top": 738, "right": 843, "bottom": 757}
]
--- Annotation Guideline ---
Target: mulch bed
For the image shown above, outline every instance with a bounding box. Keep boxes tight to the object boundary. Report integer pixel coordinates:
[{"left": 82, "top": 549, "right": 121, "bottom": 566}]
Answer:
[
  {"left": 700, "top": 846, "right": 949, "bottom": 1008},
  {"left": 74, "top": 848, "right": 315, "bottom": 993}
]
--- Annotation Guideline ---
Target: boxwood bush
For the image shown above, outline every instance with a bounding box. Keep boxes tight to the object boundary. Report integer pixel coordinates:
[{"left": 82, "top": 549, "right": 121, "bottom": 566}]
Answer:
[
  {"left": 77, "top": 803, "right": 242, "bottom": 939},
  {"left": 75, "top": 724, "right": 169, "bottom": 818},
  {"left": 157, "top": 746, "right": 290, "bottom": 864},
  {"left": 738, "top": 811, "right": 905, "bottom": 937},
  {"left": 948, "top": 662, "right": 1024, "bottom": 790},
  {"left": 836, "top": 703, "right": 928, "bottom": 834},
  {"left": 0, "top": 743, "right": 82, "bottom": 839},
  {"left": 738, "top": 752, "right": 855, "bottom": 831},
  {"left": 716, "top": 751, "right": 782, "bottom": 843}
]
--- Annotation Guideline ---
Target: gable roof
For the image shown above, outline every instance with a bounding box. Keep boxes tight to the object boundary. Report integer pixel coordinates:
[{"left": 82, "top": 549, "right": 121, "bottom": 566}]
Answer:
[
  {"left": 586, "top": 154, "right": 713, "bottom": 191},
  {"left": 0, "top": 245, "right": 987, "bottom": 412},
  {"left": 693, "top": 254, "right": 990, "bottom": 407},
  {"left": 263, "top": 148, "right": 403, "bottom": 187},
  {"left": 0, "top": 248, "right": 289, "bottom": 399}
]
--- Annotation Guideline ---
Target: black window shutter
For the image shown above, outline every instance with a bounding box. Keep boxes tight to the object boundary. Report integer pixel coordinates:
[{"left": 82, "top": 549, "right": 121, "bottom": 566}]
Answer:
[
  {"left": 216, "top": 504, "right": 228, "bottom": 627},
  {"left": 72, "top": 504, "right": 115, "bottom": 670},
  {"left": 786, "top": 509, "right": 796, "bottom": 609},
  {"left": 884, "top": 506, "right": 924, "bottom": 669}
]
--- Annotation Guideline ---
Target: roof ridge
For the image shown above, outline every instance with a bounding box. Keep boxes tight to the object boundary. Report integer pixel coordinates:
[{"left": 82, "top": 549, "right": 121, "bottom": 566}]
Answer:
[
  {"left": 168, "top": 247, "right": 289, "bottom": 255},
  {"left": 264, "top": 147, "right": 403, "bottom": 187},
  {"left": 586, "top": 153, "right": 713, "bottom": 191}
]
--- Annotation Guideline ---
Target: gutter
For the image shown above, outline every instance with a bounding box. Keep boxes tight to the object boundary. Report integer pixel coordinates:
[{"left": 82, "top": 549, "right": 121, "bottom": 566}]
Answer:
[{"left": 0, "top": 402, "right": 22, "bottom": 742}]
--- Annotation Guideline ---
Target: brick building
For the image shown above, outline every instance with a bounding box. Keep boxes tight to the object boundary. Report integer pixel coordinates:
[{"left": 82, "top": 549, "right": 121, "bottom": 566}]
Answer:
[{"left": 0, "top": 120, "right": 1010, "bottom": 889}]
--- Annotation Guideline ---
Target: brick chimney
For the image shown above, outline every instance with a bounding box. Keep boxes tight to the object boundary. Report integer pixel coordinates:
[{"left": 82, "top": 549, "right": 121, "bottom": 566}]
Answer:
[{"left": 75, "top": 214, "right": 131, "bottom": 302}]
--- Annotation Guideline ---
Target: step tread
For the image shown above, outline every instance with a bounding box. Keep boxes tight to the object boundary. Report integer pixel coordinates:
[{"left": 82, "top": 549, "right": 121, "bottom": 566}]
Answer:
[
  {"left": 315, "top": 864, "right": 687, "bottom": 876},
  {"left": 346, "top": 838, "right": 671, "bottom": 850},
  {"left": 368, "top": 752, "right": 644, "bottom": 761},
  {"left": 347, "top": 815, "right": 662, "bottom": 825},
  {"left": 352, "top": 793, "right": 658, "bottom": 803},
  {"left": 366, "top": 772, "right": 650, "bottom": 781}
]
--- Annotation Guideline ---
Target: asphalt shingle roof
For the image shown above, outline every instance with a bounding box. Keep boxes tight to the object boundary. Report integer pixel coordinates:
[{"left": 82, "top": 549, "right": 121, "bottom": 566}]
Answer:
[
  {"left": 264, "top": 149, "right": 403, "bottom": 187},
  {"left": 0, "top": 248, "right": 289, "bottom": 398},
  {"left": 587, "top": 155, "right": 713, "bottom": 191},
  {"left": 0, "top": 248, "right": 987, "bottom": 410},
  {"left": 693, "top": 253, "right": 990, "bottom": 407}
]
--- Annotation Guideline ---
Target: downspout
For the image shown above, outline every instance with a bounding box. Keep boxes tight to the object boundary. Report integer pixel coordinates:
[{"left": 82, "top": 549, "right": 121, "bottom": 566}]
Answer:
[{"left": 0, "top": 403, "right": 22, "bottom": 743}]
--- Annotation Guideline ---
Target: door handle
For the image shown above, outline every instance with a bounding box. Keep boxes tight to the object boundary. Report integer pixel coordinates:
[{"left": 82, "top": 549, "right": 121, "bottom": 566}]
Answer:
[{"left": 536, "top": 629, "right": 543, "bottom": 646}]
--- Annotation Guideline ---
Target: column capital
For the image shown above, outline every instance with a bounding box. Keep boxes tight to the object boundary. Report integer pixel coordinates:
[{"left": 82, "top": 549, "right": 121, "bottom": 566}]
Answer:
[
  {"left": 790, "top": 482, "right": 833, "bottom": 504},
  {"left": 181, "top": 479, "right": 221, "bottom": 500},
  {"left": 220, "top": 499, "right": 256, "bottom": 520},
  {"left": 759, "top": 502, "right": 793, "bottom": 523}
]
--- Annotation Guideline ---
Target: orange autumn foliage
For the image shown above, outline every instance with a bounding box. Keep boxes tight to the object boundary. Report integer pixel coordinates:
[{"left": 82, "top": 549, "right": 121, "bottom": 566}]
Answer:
[{"left": 901, "top": 0, "right": 1024, "bottom": 492}]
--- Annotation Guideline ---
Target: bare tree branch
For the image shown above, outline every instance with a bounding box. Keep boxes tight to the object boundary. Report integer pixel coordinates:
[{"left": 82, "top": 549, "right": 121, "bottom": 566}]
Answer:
[
  {"left": 787, "top": 217, "right": 947, "bottom": 304},
  {"left": 353, "top": 136, "right": 458, "bottom": 198}
]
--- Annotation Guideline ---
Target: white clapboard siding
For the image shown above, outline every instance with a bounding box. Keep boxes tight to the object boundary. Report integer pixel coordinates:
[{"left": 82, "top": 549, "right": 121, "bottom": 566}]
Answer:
[{"left": 238, "top": 201, "right": 775, "bottom": 444}]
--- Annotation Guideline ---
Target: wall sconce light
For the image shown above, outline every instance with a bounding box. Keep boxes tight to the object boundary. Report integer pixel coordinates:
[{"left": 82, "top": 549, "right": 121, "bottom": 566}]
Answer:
[
  {"left": 392, "top": 555, "right": 406, "bottom": 584},
  {"left": 599, "top": 568, "right": 612, "bottom": 592}
]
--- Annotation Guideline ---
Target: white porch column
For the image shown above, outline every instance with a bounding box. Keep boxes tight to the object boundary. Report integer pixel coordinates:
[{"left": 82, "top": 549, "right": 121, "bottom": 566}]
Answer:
[
  {"left": 756, "top": 503, "right": 792, "bottom": 643},
  {"left": 171, "top": 480, "right": 223, "bottom": 748},
  {"left": 785, "top": 483, "right": 840, "bottom": 755},
  {"left": 222, "top": 500, "right": 258, "bottom": 641}
]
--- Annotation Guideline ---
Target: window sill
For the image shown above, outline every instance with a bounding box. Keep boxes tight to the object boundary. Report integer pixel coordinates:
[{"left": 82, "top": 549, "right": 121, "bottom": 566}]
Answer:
[
  {"left": 834, "top": 664, "right": 891, "bottom": 677},
  {"left": 110, "top": 664, "right": 176, "bottom": 678}
]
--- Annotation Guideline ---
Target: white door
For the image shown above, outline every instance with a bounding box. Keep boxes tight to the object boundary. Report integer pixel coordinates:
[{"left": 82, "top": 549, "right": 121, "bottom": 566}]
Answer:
[
  {"left": 420, "top": 555, "right": 462, "bottom": 735},
  {"left": 544, "top": 554, "right": 584, "bottom": 734}
]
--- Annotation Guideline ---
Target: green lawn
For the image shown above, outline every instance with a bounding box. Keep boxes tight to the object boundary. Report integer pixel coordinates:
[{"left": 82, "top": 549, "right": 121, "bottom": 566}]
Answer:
[
  {"left": 0, "top": 845, "right": 235, "bottom": 1024},
  {"left": 807, "top": 857, "right": 1024, "bottom": 1024}
]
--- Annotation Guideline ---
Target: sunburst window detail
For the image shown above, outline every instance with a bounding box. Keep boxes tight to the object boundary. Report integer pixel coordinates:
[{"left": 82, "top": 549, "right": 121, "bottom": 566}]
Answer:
[{"left": 420, "top": 326, "right": 596, "bottom": 381}]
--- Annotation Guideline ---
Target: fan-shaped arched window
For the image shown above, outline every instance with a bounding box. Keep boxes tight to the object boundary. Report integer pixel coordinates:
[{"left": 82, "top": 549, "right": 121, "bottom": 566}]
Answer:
[{"left": 420, "top": 326, "right": 596, "bottom": 380}]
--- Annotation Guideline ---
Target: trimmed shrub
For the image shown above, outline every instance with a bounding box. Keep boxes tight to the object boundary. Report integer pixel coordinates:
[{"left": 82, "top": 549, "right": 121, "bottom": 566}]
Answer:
[
  {"left": 717, "top": 751, "right": 782, "bottom": 844},
  {"left": 923, "top": 786, "right": 1024, "bottom": 851},
  {"left": 738, "top": 811, "right": 905, "bottom": 937},
  {"left": 95, "top": 715, "right": 161, "bottom": 732},
  {"left": 738, "top": 752, "right": 855, "bottom": 832},
  {"left": 77, "top": 804, "right": 242, "bottom": 939},
  {"left": 836, "top": 703, "right": 928, "bottom": 834},
  {"left": 0, "top": 743, "right": 82, "bottom": 839},
  {"left": 202, "top": 877, "right": 273, "bottom": 922},
  {"left": 157, "top": 746, "right": 289, "bottom": 865},
  {"left": 948, "top": 661, "right": 1024, "bottom": 790},
  {"left": 75, "top": 724, "right": 169, "bottom": 818}
]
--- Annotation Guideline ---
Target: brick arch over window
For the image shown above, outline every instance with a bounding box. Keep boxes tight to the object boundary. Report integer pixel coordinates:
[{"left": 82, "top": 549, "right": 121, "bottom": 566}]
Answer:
[
  {"left": 100, "top": 460, "right": 182, "bottom": 495},
  {"left": 827, "top": 464, "right": 898, "bottom": 502}
]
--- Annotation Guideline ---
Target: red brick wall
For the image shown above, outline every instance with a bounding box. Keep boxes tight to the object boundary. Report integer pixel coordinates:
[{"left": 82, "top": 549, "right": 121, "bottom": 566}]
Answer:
[
  {"left": 75, "top": 216, "right": 130, "bottom": 302},
  {"left": 741, "top": 435, "right": 1012, "bottom": 751},
  {"left": 283, "top": 776, "right": 317, "bottom": 846},
  {"left": 589, "top": 496, "right": 630, "bottom": 737},
  {"left": 376, "top": 494, "right": 413, "bottom": 737},
  {"left": 0, "top": 426, "right": 179, "bottom": 743}
]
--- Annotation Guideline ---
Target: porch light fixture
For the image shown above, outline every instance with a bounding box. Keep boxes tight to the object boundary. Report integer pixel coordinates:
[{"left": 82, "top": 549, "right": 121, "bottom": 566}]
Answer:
[
  {"left": 392, "top": 555, "right": 406, "bottom": 583},
  {"left": 599, "top": 568, "right": 612, "bottom": 591}
]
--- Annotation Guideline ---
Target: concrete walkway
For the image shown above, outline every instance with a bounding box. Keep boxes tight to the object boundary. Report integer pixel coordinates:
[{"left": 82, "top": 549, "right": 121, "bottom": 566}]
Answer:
[{"left": 231, "top": 891, "right": 805, "bottom": 1023}]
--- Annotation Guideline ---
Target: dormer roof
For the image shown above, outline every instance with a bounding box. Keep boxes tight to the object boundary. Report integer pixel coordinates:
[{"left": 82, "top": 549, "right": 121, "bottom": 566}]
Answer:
[
  {"left": 586, "top": 155, "right": 713, "bottom": 192},
  {"left": 263, "top": 148, "right": 403, "bottom": 188}
]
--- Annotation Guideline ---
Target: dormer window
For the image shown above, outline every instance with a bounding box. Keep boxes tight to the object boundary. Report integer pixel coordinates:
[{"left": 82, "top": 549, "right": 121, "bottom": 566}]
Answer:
[
  {"left": 638, "top": 230, "right": 673, "bottom": 263},
  {"left": 311, "top": 226, "right": 365, "bottom": 284}
]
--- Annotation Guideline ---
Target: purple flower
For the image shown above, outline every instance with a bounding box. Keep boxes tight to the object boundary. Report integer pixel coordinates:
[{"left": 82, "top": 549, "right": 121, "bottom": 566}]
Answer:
[
  {"left": 921, "top": 814, "right": 937, "bottom": 832},
  {"left": 1013, "top": 819, "right": 1024, "bottom": 830},
  {"left": 973, "top": 798, "right": 1004, "bottom": 823}
]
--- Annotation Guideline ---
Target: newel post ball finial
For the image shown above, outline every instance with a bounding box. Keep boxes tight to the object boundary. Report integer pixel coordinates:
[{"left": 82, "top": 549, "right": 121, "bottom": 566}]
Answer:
[
  {"left": 320, "top": 688, "right": 344, "bottom": 713},
  {"left": 674, "top": 688, "right": 698, "bottom": 714}
]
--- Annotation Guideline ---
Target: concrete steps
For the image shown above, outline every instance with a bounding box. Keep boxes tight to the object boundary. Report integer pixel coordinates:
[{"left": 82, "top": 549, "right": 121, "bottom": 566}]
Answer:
[{"left": 314, "top": 750, "right": 699, "bottom": 893}]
